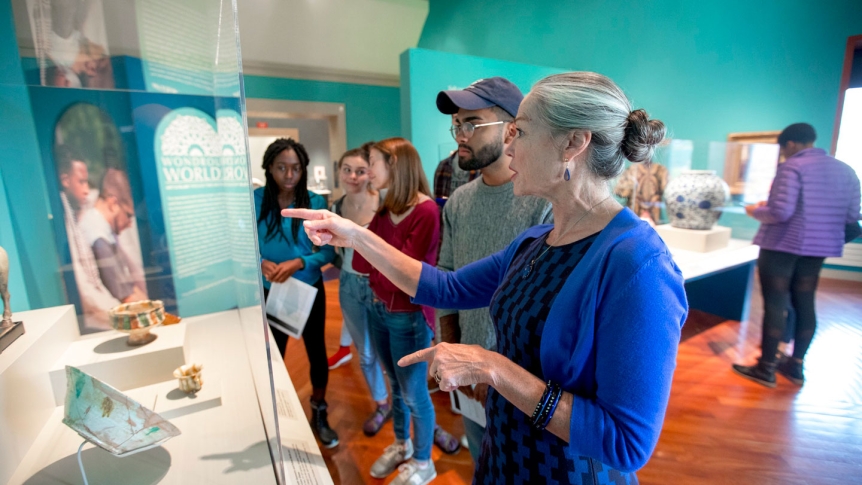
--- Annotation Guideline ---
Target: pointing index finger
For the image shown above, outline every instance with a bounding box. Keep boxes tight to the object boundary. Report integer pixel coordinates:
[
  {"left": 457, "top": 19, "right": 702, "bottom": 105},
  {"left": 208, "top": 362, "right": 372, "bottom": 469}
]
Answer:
[
  {"left": 398, "top": 347, "right": 435, "bottom": 367},
  {"left": 281, "top": 208, "right": 326, "bottom": 220}
]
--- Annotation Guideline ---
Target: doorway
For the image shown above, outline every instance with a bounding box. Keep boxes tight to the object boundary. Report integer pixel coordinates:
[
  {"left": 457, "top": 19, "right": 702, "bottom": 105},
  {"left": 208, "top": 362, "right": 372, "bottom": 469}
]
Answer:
[{"left": 246, "top": 99, "right": 347, "bottom": 204}]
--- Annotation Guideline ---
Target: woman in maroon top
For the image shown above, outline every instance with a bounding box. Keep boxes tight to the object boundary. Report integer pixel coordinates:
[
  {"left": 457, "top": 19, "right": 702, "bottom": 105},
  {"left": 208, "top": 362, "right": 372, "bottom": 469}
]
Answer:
[{"left": 352, "top": 137, "right": 441, "bottom": 484}]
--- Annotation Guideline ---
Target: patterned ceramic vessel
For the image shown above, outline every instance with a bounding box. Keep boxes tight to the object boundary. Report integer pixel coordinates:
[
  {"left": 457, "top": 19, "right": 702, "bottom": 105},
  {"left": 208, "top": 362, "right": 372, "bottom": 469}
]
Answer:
[
  {"left": 108, "top": 300, "right": 165, "bottom": 345},
  {"left": 664, "top": 170, "right": 730, "bottom": 230},
  {"left": 173, "top": 363, "right": 203, "bottom": 394}
]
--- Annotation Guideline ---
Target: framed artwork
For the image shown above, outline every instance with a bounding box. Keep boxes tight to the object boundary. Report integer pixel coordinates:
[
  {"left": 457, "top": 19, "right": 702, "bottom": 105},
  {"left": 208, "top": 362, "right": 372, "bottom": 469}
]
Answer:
[{"left": 723, "top": 131, "right": 780, "bottom": 200}]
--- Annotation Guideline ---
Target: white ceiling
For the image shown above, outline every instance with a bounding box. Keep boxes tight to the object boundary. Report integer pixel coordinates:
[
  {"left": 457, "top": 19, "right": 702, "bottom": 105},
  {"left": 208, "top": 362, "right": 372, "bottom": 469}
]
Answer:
[{"left": 237, "top": 0, "right": 429, "bottom": 85}]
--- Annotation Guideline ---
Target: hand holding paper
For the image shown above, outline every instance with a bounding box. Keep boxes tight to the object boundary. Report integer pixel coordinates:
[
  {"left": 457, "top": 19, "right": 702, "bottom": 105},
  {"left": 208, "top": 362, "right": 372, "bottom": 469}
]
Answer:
[{"left": 265, "top": 277, "right": 318, "bottom": 339}]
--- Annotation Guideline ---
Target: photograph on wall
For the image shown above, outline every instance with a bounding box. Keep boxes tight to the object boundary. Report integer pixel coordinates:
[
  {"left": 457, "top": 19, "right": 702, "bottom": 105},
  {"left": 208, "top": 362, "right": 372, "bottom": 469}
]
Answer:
[
  {"left": 720, "top": 142, "right": 780, "bottom": 205},
  {"left": 53, "top": 102, "right": 147, "bottom": 330},
  {"left": 24, "top": 0, "right": 115, "bottom": 88}
]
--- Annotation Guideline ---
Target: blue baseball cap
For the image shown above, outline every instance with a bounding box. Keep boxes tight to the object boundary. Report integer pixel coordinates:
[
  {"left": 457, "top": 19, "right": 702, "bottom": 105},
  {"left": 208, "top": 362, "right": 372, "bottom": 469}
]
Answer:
[{"left": 436, "top": 77, "right": 524, "bottom": 118}]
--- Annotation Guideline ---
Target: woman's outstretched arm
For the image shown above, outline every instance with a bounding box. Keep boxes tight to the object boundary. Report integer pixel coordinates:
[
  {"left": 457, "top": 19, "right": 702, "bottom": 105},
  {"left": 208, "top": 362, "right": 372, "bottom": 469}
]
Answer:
[{"left": 282, "top": 208, "right": 423, "bottom": 296}]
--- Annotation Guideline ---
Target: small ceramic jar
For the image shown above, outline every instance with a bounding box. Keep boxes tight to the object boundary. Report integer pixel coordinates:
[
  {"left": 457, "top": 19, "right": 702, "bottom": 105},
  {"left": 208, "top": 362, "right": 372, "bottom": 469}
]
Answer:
[{"left": 173, "top": 363, "right": 203, "bottom": 393}]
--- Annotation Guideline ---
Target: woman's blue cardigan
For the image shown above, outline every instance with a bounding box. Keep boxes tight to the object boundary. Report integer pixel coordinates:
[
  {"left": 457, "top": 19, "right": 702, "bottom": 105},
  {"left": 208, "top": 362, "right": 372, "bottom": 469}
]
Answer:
[{"left": 412, "top": 208, "right": 688, "bottom": 472}]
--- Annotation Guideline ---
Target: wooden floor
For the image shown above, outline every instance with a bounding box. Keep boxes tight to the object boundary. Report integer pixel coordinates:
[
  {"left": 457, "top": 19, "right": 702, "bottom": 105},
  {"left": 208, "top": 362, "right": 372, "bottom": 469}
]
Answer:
[
  {"left": 282, "top": 278, "right": 473, "bottom": 485},
  {"left": 282, "top": 276, "right": 862, "bottom": 484}
]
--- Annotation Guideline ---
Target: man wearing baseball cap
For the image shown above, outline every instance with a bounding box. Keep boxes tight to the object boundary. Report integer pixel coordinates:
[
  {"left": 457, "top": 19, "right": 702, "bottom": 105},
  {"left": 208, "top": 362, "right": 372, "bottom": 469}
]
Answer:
[{"left": 435, "top": 77, "right": 553, "bottom": 462}]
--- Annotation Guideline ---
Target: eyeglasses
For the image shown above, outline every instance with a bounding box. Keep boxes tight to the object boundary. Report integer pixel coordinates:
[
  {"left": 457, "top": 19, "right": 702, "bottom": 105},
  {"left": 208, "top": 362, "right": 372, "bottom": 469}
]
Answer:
[{"left": 449, "top": 121, "right": 505, "bottom": 140}]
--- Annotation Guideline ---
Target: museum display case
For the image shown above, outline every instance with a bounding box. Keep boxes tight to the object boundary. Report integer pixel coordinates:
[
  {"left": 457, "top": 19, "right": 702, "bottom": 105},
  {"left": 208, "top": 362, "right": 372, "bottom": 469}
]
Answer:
[{"left": 0, "top": 1, "right": 330, "bottom": 484}]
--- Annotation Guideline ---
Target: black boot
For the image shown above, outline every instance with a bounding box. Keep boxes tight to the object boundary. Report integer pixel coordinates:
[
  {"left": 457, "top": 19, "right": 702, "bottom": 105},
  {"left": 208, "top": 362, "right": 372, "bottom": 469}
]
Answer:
[
  {"left": 777, "top": 358, "right": 805, "bottom": 385},
  {"left": 732, "top": 358, "right": 778, "bottom": 388},
  {"left": 310, "top": 399, "right": 339, "bottom": 448}
]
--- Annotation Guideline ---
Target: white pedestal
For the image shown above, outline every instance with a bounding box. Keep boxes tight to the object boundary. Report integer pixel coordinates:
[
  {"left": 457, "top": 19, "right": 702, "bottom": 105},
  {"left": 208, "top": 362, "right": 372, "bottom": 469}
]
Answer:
[
  {"left": 3, "top": 308, "right": 293, "bottom": 485},
  {"left": 0, "top": 306, "right": 79, "bottom": 485},
  {"left": 122, "top": 376, "right": 223, "bottom": 421},
  {"left": 47, "top": 324, "right": 187, "bottom": 406},
  {"left": 655, "top": 224, "right": 732, "bottom": 253},
  {"left": 668, "top": 239, "right": 759, "bottom": 281}
]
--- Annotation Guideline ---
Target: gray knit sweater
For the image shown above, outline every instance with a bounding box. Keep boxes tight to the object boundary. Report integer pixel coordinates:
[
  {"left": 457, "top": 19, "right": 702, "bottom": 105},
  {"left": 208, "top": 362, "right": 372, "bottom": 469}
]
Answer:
[{"left": 437, "top": 177, "right": 553, "bottom": 350}]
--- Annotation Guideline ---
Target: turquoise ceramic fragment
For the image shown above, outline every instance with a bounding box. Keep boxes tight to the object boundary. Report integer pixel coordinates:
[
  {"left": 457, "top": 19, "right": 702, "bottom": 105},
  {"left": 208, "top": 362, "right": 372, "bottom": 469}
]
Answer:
[{"left": 62, "top": 366, "right": 181, "bottom": 457}]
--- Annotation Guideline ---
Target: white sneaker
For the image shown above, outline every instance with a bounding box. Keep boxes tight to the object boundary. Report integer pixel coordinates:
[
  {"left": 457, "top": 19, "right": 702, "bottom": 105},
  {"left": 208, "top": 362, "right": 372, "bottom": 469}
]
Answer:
[
  {"left": 370, "top": 440, "right": 413, "bottom": 478},
  {"left": 391, "top": 459, "right": 437, "bottom": 485}
]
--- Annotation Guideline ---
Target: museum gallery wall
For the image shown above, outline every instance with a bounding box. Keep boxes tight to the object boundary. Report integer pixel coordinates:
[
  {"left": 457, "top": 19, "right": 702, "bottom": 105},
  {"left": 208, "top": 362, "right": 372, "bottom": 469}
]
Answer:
[{"left": 8, "top": 0, "right": 259, "bottom": 333}]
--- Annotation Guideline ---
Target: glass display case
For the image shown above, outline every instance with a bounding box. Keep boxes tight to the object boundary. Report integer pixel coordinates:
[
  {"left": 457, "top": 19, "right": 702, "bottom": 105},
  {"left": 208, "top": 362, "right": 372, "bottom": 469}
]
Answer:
[{"left": 0, "top": 1, "right": 329, "bottom": 484}]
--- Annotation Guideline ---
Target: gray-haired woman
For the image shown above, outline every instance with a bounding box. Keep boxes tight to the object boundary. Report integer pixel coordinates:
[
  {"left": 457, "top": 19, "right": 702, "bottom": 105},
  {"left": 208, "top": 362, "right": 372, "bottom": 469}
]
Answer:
[{"left": 286, "top": 72, "right": 687, "bottom": 485}]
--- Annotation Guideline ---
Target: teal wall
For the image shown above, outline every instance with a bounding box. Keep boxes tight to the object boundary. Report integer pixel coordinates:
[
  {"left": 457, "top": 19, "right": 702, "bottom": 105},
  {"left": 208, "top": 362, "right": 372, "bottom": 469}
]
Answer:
[
  {"left": 415, "top": 1, "right": 862, "bottom": 248},
  {"left": 242, "top": 75, "right": 401, "bottom": 151},
  {"left": 399, "top": 47, "right": 763, "bottom": 238},
  {"left": 419, "top": 0, "right": 862, "bottom": 159},
  {"left": 401, "top": 48, "right": 565, "bottom": 179},
  {"left": 0, "top": 0, "right": 64, "bottom": 311}
]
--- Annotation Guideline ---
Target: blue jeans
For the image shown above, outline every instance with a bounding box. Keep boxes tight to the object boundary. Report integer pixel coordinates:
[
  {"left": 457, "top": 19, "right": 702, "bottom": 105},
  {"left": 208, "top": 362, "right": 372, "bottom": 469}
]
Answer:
[
  {"left": 338, "top": 272, "right": 388, "bottom": 402},
  {"left": 367, "top": 301, "right": 435, "bottom": 461}
]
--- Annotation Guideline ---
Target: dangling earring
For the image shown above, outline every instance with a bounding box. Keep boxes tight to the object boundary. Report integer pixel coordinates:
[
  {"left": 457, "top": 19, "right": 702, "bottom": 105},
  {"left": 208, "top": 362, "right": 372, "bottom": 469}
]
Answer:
[{"left": 564, "top": 159, "right": 571, "bottom": 181}]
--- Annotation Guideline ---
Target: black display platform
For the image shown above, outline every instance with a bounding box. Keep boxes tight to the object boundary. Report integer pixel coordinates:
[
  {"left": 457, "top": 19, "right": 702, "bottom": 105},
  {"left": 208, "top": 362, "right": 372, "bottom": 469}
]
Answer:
[{"left": 0, "top": 321, "right": 25, "bottom": 354}]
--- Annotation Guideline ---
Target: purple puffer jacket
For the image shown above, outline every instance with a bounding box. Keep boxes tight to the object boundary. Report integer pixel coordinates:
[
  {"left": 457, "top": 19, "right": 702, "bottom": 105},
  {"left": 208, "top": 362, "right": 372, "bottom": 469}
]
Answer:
[{"left": 753, "top": 148, "right": 861, "bottom": 257}]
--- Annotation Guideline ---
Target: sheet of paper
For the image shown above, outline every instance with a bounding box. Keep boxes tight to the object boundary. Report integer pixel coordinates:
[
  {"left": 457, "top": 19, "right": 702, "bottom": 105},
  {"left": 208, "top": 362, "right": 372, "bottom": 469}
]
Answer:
[
  {"left": 265, "top": 277, "right": 318, "bottom": 339},
  {"left": 452, "top": 388, "right": 487, "bottom": 427}
]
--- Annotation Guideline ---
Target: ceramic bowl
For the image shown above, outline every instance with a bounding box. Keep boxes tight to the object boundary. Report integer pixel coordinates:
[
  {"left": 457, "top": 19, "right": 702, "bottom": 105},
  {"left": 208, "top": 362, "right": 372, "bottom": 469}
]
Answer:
[{"left": 108, "top": 300, "right": 166, "bottom": 346}]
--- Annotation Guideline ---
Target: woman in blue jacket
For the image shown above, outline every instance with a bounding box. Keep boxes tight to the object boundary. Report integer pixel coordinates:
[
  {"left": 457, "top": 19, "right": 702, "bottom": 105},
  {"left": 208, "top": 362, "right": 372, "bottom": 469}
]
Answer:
[
  {"left": 254, "top": 138, "right": 338, "bottom": 448},
  {"left": 285, "top": 73, "right": 688, "bottom": 484}
]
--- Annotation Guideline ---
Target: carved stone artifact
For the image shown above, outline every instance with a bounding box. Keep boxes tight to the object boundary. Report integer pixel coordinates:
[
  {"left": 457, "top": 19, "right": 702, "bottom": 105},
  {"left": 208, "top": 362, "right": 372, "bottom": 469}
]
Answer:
[
  {"left": 614, "top": 163, "right": 669, "bottom": 223},
  {"left": 0, "top": 246, "right": 10, "bottom": 326},
  {"left": 0, "top": 246, "right": 25, "bottom": 354}
]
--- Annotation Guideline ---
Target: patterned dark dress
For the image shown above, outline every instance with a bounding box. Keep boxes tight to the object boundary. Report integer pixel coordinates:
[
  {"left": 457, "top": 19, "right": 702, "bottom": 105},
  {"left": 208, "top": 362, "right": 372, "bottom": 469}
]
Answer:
[{"left": 475, "top": 231, "right": 635, "bottom": 485}]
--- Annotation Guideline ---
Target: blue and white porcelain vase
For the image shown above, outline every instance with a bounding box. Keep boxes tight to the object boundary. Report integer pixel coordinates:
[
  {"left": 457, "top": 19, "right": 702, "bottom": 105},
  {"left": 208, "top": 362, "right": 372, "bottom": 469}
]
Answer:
[{"left": 664, "top": 170, "right": 730, "bottom": 230}]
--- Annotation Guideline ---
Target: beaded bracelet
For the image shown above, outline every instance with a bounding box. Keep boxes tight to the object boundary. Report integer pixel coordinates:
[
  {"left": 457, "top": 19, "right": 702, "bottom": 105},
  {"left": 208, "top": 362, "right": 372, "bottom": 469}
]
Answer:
[
  {"left": 530, "top": 381, "right": 555, "bottom": 426},
  {"left": 534, "top": 383, "right": 559, "bottom": 430},
  {"left": 539, "top": 384, "right": 563, "bottom": 430},
  {"left": 531, "top": 381, "right": 561, "bottom": 429}
]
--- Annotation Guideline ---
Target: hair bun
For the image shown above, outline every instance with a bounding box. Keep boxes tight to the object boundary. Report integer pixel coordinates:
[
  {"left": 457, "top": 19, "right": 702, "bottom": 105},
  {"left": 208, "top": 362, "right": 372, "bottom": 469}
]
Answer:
[{"left": 621, "top": 109, "right": 666, "bottom": 164}]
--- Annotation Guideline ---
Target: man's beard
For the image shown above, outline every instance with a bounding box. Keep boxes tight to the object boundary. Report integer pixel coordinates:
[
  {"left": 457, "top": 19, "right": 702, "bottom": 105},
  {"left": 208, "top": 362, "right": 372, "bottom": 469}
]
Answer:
[{"left": 458, "top": 139, "right": 503, "bottom": 171}]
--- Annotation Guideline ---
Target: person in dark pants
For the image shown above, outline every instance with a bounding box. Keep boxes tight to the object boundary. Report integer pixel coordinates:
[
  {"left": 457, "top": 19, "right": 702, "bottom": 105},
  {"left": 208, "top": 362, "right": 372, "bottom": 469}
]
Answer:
[
  {"left": 733, "top": 123, "right": 861, "bottom": 387},
  {"left": 254, "top": 138, "right": 338, "bottom": 447}
]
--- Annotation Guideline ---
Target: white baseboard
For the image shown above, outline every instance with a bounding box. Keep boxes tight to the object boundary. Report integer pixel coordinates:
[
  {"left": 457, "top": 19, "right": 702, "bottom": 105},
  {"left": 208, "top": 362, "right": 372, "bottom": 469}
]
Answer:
[{"left": 821, "top": 268, "right": 862, "bottom": 282}]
